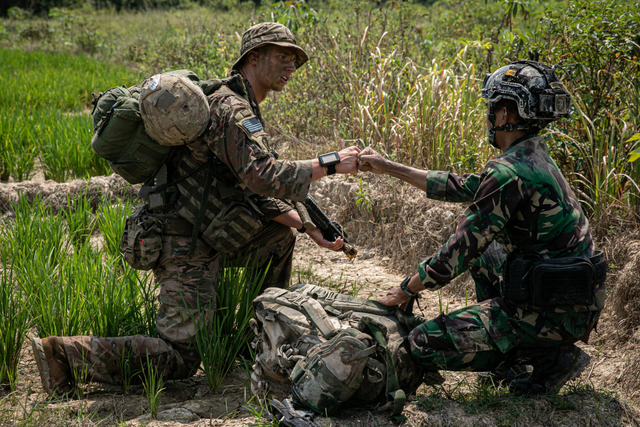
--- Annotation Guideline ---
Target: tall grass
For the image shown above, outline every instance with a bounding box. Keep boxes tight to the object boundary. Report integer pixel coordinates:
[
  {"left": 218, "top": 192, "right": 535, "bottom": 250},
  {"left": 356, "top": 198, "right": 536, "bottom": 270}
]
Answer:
[
  {"left": 0, "top": 48, "right": 141, "bottom": 182},
  {"left": 0, "top": 194, "right": 157, "bottom": 342},
  {"left": 0, "top": 264, "right": 32, "bottom": 392},
  {"left": 193, "top": 257, "right": 267, "bottom": 392}
]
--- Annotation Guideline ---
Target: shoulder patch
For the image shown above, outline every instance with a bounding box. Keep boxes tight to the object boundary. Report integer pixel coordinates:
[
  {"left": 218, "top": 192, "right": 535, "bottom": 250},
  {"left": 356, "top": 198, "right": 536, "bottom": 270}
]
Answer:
[{"left": 242, "top": 117, "right": 263, "bottom": 133}]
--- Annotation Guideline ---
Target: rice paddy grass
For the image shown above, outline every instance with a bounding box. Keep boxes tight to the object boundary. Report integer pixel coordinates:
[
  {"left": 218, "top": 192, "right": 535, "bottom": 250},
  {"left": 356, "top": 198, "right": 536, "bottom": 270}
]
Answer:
[{"left": 0, "top": 48, "right": 142, "bottom": 182}]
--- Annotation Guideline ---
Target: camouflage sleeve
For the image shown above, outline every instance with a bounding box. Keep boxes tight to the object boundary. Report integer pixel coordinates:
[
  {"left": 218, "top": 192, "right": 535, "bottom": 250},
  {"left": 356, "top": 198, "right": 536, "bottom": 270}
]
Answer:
[
  {"left": 252, "top": 197, "right": 294, "bottom": 222},
  {"left": 205, "top": 94, "right": 313, "bottom": 202},
  {"left": 419, "top": 164, "right": 528, "bottom": 289},
  {"left": 426, "top": 170, "right": 483, "bottom": 202}
]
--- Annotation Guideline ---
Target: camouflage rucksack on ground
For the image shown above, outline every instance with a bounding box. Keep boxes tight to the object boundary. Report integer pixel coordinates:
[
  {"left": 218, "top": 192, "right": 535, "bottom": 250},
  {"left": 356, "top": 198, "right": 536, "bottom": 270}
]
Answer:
[{"left": 250, "top": 284, "right": 429, "bottom": 419}]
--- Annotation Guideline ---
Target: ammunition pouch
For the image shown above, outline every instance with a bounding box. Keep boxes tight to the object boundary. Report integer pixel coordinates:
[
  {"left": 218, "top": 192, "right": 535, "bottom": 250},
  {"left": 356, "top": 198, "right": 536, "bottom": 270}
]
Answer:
[
  {"left": 120, "top": 204, "right": 165, "bottom": 270},
  {"left": 503, "top": 251, "right": 606, "bottom": 306}
]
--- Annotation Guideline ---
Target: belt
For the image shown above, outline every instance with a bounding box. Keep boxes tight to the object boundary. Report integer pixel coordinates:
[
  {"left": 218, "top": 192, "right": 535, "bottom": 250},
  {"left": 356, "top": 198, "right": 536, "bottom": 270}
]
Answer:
[{"left": 161, "top": 217, "right": 194, "bottom": 236}]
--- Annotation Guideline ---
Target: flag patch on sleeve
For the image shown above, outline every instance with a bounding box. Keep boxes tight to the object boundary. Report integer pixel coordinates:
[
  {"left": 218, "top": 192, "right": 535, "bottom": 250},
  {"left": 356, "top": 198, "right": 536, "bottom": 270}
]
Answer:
[{"left": 242, "top": 117, "right": 263, "bottom": 133}]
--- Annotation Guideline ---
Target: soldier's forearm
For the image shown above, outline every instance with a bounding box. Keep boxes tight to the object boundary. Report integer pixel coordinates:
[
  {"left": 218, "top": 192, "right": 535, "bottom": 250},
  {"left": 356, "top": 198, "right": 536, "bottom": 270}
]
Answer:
[
  {"left": 310, "top": 159, "right": 327, "bottom": 183},
  {"left": 272, "top": 209, "right": 304, "bottom": 230},
  {"left": 384, "top": 161, "right": 429, "bottom": 192}
]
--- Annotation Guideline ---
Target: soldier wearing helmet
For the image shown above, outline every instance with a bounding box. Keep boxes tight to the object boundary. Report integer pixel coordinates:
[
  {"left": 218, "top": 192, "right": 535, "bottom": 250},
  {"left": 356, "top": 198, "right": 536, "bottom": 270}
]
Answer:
[
  {"left": 358, "top": 61, "right": 605, "bottom": 395},
  {"left": 32, "top": 22, "right": 361, "bottom": 396}
]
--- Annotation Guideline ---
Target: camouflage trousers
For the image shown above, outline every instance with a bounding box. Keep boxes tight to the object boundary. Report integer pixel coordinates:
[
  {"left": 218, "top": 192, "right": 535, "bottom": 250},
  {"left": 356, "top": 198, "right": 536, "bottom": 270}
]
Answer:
[
  {"left": 409, "top": 241, "right": 597, "bottom": 372},
  {"left": 62, "top": 218, "right": 295, "bottom": 385}
]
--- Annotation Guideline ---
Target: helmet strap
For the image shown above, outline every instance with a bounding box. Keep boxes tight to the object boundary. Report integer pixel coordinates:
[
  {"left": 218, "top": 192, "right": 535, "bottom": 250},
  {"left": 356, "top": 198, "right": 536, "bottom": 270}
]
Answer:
[{"left": 487, "top": 103, "right": 531, "bottom": 149}]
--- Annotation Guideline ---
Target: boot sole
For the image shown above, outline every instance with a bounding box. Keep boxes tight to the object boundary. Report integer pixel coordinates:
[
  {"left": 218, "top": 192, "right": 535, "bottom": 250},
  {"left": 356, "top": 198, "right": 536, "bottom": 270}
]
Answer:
[{"left": 31, "top": 337, "right": 54, "bottom": 396}]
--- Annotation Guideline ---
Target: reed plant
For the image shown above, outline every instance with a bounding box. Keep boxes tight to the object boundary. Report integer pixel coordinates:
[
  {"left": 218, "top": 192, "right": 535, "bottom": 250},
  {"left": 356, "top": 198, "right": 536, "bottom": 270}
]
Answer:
[
  {"left": 142, "top": 352, "right": 164, "bottom": 419},
  {"left": 0, "top": 263, "right": 32, "bottom": 392},
  {"left": 192, "top": 257, "right": 267, "bottom": 392}
]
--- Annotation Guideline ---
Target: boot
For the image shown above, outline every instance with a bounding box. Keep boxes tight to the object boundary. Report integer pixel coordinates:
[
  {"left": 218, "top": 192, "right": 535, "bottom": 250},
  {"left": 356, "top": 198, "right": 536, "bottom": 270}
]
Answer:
[
  {"left": 31, "top": 337, "right": 73, "bottom": 396},
  {"left": 477, "top": 364, "right": 532, "bottom": 387},
  {"left": 508, "top": 344, "right": 591, "bottom": 396}
]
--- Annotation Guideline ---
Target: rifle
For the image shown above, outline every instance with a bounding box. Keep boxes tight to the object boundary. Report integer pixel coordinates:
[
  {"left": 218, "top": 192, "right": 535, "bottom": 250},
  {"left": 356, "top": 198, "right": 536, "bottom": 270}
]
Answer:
[
  {"left": 268, "top": 399, "right": 320, "bottom": 427},
  {"left": 297, "top": 195, "right": 357, "bottom": 260}
]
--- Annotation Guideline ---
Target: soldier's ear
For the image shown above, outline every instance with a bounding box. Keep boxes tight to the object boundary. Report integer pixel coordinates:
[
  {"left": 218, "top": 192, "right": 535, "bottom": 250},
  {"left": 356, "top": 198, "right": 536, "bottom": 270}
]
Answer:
[
  {"left": 499, "top": 107, "right": 509, "bottom": 126},
  {"left": 247, "top": 50, "right": 259, "bottom": 66}
]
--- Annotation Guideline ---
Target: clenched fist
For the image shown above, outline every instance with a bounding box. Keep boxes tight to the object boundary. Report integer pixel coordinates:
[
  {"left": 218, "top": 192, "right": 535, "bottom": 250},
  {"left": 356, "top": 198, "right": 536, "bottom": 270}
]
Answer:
[
  {"left": 358, "top": 147, "right": 389, "bottom": 174},
  {"left": 334, "top": 146, "right": 361, "bottom": 175}
]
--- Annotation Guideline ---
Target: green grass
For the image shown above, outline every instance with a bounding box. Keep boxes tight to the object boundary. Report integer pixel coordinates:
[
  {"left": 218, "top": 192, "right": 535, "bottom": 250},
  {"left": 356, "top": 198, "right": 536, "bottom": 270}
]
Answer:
[
  {"left": 0, "top": 194, "right": 157, "bottom": 342},
  {"left": 0, "top": 48, "right": 141, "bottom": 182},
  {"left": 193, "top": 257, "right": 268, "bottom": 392}
]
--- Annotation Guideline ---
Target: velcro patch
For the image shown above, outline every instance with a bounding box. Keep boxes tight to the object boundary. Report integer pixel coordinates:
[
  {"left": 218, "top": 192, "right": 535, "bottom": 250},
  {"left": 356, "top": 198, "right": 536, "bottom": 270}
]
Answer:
[{"left": 242, "top": 117, "right": 263, "bottom": 133}]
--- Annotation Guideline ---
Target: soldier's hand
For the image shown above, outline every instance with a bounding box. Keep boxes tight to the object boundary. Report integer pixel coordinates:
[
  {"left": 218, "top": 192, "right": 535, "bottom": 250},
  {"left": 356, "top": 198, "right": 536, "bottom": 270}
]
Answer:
[
  {"left": 307, "top": 228, "right": 344, "bottom": 251},
  {"left": 378, "top": 286, "right": 411, "bottom": 307},
  {"left": 334, "top": 146, "right": 361, "bottom": 175},
  {"left": 358, "top": 147, "right": 388, "bottom": 174}
]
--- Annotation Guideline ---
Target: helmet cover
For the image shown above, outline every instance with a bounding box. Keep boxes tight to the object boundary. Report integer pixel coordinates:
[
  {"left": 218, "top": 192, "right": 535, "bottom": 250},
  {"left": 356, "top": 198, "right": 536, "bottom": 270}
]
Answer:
[{"left": 139, "top": 73, "right": 210, "bottom": 146}]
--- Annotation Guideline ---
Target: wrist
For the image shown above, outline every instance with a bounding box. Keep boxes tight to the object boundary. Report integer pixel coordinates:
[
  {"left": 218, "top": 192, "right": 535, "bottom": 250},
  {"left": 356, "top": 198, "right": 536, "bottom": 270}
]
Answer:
[{"left": 400, "top": 276, "right": 419, "bottom": 298}]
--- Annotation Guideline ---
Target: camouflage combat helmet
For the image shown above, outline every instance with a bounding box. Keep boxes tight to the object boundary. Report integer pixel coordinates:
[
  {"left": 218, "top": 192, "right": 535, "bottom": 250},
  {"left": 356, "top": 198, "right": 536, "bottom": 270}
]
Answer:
[
  {"left": 139, "top": 73, "right": 209, "bottom": 146},
  {"left": 481, "top": 60, "right": 571, "bottom": 148},
  {"left": 232, "top": 22, "right": 309, "bottom": 70}
]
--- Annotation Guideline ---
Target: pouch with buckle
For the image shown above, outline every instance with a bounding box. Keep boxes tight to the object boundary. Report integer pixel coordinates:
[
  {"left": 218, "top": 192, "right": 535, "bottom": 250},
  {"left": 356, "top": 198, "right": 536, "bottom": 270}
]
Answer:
[{"left": 119, "top": 204, "right": 164, "bottom": 270}]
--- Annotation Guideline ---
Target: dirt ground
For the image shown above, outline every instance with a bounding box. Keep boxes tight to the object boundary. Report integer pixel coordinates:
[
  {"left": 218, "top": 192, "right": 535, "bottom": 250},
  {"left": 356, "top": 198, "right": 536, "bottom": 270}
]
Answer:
[{"left": 2, "top": 174, "right": 640, "bottom": 426}]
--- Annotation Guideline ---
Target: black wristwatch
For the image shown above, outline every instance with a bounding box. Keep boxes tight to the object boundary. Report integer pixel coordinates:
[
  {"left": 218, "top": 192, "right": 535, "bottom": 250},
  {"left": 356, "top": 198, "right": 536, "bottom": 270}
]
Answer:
[
  {"left": 318, "top": 151, "right": 340, "bottom": 176},
  {"left": 400, "top": 276, "right": 419, "bottom": 298}
]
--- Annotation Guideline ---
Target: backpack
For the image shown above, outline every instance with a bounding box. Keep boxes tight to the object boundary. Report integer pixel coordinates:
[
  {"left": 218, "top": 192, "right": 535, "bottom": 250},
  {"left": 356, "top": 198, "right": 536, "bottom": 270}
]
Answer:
[
  {"left": 250, "top": 284, "right": 429, "bottom": 419},
  {"left": 90, "top": 70, "right": 223, "bottom": 185}
]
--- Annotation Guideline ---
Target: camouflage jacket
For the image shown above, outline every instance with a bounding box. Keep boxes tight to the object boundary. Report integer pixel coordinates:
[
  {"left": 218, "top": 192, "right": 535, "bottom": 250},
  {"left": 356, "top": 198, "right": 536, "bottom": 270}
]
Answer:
[
  {"left": 181, "top": 72, "right": 312, "bottom": 221},
  {"left": 418, "top": 135, "right": 603, "bottom": 312}
]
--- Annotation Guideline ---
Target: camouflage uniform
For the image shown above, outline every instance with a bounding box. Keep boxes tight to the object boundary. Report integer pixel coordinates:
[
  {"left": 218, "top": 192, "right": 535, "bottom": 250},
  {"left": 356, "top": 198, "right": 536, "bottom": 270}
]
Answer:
[
  {"left": 60, "top": 24, "right": 314, "bottom": 385},
  {"left": 409, "top": 135, "right": 603, "bottom": 372}
]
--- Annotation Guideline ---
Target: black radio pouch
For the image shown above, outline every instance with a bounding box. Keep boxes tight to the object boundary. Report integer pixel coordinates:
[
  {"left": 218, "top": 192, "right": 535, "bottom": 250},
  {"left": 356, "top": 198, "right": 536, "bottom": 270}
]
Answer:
[
  {"left": 503, "top": 253, "right": 598, "bottom": 306},
  {"left": 530, "top": 257, "right": 595, "bottom": 306}
]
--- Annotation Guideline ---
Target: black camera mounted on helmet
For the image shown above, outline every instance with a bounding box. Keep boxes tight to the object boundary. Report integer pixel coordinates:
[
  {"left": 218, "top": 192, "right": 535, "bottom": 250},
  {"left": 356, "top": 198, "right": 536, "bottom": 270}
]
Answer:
[{"left": 481, "top": 60, "right": 572, "bottom": 148}]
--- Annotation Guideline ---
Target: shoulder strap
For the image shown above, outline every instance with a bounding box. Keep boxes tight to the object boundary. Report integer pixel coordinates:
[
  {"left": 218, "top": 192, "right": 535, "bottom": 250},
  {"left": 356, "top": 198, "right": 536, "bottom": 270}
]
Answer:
[{"left": 365, "top": 323, "right": 407, "bottom": 422}]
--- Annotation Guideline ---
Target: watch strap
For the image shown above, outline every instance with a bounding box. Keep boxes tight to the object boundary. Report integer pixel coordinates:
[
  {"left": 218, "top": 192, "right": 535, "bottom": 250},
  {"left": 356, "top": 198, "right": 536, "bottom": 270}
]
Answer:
[
  {"left": 297, "top": 226, "right": 306, "bottom": 234},
  {"left": 327, "top": 164, "right": 337, "bottom": 175},
  {"left": 400, "top": 276, "right": 418, "bottom": 298}
]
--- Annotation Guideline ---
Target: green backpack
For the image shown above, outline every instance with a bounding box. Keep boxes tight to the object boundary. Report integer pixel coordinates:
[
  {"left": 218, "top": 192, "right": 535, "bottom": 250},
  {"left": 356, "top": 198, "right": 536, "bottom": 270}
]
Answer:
[
  {"left": 250, "top": 285, "right": 436, "bottom": 421},
  {"left": 90, "top": 70, "right": 223, "bottom": 185}
]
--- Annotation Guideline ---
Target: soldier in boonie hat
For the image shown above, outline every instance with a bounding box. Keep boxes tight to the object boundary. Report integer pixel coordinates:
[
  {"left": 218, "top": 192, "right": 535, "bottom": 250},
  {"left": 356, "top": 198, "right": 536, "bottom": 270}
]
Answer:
[{"left": 232, "top": 22, "right": 309, "bottom": 71}]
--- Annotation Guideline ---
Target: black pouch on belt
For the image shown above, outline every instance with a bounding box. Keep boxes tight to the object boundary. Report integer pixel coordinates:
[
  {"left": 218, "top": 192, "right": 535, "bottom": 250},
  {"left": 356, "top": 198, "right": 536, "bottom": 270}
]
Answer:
[{"left": 530, "top": 254, "right": 602, "bottom": 306}]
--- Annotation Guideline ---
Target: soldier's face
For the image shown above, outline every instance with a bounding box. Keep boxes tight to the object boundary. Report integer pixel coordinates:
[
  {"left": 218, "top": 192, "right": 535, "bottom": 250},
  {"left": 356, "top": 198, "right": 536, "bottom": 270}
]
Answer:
[{"left": 255, "top": 46, "right": 297, "bottom": 92}]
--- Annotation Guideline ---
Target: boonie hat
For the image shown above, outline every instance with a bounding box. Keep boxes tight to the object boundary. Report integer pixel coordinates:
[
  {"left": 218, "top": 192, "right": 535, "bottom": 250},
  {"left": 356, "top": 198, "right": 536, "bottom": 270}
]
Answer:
[{"left": 232, "top": 22, "right": 309, "bottom": 70}]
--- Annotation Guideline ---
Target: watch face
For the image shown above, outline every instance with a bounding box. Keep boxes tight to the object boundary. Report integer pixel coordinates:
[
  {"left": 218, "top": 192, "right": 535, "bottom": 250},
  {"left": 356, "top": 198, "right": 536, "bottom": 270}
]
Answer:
[{"left": 320, "top": 152, "right": 340, "bottom": 165}]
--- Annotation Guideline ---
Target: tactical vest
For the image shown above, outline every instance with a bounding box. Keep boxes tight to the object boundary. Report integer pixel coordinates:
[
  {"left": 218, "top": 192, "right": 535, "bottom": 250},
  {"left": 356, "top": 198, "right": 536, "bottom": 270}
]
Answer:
[
  {"left": 250, "top": 285, "right": 429, "bottom": 420},
  {"left": 165, "top": 76, "right": 279, "bottom": 255}
]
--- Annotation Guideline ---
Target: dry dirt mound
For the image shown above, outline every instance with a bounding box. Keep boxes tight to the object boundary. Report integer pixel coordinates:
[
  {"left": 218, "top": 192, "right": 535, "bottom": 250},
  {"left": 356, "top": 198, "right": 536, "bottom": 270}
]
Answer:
[{"left": 0, "top": 174, "right": 138, "bottom": 214}]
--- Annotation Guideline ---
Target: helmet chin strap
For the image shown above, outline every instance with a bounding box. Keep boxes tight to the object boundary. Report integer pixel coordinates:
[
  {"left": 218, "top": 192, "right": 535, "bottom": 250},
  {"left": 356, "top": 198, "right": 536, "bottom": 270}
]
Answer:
[{"left": 487, "top": 104, "right": 530, "bottom": 149}]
